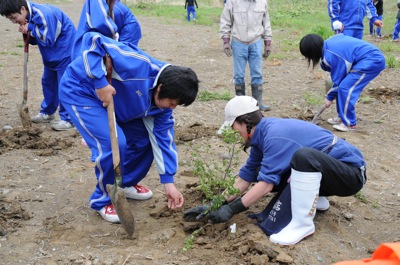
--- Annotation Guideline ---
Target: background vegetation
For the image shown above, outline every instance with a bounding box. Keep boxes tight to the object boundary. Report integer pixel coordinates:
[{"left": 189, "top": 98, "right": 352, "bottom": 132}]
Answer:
[{"left": 128, "top": 0, "right": 400, "bottom": 68}]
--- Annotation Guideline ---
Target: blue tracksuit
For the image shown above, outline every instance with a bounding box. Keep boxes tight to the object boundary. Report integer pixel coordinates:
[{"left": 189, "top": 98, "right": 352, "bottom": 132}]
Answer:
[
  {"left": 26, "top": 1, "right": 76, "bottom": 121},
  {"left": 59, "top": 32, "right": 176, "bottom": 210},
  {"left": 239, "top": 118, "right": 365, "bottom": 186},
  {"left": 328, "top": 0, "right": 379, "bottom": 39},
  {"left": 320, "top": 34, "right": 385, "bottom": 126},
  {"left": 71, "top": 0, "right": 141, "bottom": 60}
]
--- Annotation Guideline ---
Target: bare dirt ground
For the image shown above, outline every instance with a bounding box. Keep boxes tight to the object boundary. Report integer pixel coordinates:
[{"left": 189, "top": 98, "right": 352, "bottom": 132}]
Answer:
[{"left": 0, "top": 1, "right": 399, "bottom": 264}]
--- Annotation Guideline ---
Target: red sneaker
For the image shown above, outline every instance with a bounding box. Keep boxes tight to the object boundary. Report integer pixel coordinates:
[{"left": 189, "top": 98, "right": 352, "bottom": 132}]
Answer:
[
  {"left": 98, "top": 204, "right": 120, "bottom": 223},
  {"left": 124, "top": 184, "right": 153, "bottom": 200}
]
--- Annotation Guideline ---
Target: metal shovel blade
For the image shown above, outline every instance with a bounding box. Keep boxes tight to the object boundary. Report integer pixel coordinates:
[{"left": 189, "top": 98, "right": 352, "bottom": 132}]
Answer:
[{"left": 106, "top": 184, "right": 135, "bottom": 238}]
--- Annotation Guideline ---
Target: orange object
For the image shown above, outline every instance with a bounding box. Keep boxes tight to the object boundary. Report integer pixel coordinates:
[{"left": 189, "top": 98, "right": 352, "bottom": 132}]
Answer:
[{"left": 332, "top": 243, "right": 400, "bottom": 265}]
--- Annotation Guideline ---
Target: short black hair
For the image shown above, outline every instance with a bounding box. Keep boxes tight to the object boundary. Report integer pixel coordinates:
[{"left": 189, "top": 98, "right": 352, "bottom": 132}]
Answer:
[
  {"left": 235, "top": 110, "right": 263, "bottom": 152},
  {"left": 299, "top": 34, "right": 324, "bottom": 69},
  {"left": 156, "top": 65, "right": 200, "bottom": 106},
  {"left": 0, "top": 0, "right": 27, "bottom": 17}
]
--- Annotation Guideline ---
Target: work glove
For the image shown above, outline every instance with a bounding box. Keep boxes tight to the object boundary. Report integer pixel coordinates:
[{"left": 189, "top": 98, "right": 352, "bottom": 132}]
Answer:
[
  {"left": 332, "top": 21, "right": 343, "bottom": 33},
  {"left": 183, "top": 205, "right": 210, "bottom": 221},
  {"left": 263, "top": 40, "right": 272, "bottom": 59},
  {"left": 222, "top": 37, "right": 232, "bottom": 57},
  {"left": 207, "top": 197, "right": 248, "bottom": 224}
]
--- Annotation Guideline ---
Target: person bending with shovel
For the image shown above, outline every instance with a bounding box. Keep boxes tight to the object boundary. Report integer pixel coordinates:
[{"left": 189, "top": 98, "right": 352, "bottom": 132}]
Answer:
[
  {"left": 59, "top": 32, "right": 199, "bottom": 226},
  {"left": 185, "top": 96, "right": 366, "bottom": 245},
  {"left": 0, "top": 0, "right": 76, "bottom": 131},
  {"left": 299, "top": 33, "right": 385, "bottom": 132}
]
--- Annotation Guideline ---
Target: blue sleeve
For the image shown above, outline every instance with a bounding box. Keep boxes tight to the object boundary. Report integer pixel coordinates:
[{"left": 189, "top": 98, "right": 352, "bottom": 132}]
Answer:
[
  {"left": 367, "top": 0, "right": 378, "bottom": 23},
  {"left": 113, "top": 3, "right": 142, "bottom": 46},
  {"left": 28, "top": 7, "right": 61, "bottom": 47},
  {"left": 85, "top": 0, "right": 117, "bottom": 38},
  {"left": 327, "top": 0, "right": 340, "bottom": 23},
  {"left": 118, "top": 19, "right": 142, "bottom": 46},
  {"left": 144, "top": 110, "right": 177, "bottom": 184}
]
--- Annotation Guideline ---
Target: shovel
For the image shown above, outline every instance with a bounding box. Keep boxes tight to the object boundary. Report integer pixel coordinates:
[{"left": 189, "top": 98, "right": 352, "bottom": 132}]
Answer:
[
  {"left": 311, "top": 104, "right": 326, "bottom": 124},
  {"left": 104, "top": 54, "right": 135, "bottom": 238},
  {"left": 18, "top": 33, "right": 32, "bottom": 128}
]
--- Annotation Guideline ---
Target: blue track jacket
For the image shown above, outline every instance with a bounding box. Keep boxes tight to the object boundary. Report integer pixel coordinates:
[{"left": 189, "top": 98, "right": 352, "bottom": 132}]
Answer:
[
  {"left": 71, "top": 0, "right": 141, "bottom": 60},
  {"left": 26, "top": 1, "right": 76, "bottom": 70},
  {"left": 328, "top": 0, "right": 378, "bottom": 30},
  {"left": 239, "top": 118, "right": 365, "bottom": 185},
  {"left": 320, "top": 34, "right": 385, "bottom": 101}
]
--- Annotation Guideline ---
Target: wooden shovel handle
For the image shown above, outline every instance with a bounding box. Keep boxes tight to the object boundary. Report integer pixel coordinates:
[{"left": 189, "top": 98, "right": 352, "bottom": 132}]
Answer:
[
  {"left": 105, "top": 54, "right": 122, "bottom": 187},
  {"left": 23, "top": 33, "right": 30, "bottom": 53}
]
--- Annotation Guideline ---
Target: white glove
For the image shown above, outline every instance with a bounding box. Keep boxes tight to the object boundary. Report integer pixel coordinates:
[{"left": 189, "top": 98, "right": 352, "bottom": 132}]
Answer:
[
  {"left": 113, "top": 32, "right": 119, "bottom": 41},
  {"left": 332, "top": 21, "right": 343, "bottom": 31}
]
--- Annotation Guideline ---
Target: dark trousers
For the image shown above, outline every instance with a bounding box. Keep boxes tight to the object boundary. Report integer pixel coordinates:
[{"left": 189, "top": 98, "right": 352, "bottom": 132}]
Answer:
[{"left": 290, "top": 147, "right": 365, "bottom": 197}]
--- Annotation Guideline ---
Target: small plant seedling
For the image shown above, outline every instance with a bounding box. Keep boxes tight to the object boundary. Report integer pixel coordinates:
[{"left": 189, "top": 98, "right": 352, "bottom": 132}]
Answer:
[{"left": 183, "top": 128, "right": 242, "bottom": 250}]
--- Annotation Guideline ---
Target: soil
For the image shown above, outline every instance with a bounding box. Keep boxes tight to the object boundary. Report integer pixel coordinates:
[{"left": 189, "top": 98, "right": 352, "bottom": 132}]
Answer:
[{"left": 0, "top": 1, "right": 399, "bottom": 264}]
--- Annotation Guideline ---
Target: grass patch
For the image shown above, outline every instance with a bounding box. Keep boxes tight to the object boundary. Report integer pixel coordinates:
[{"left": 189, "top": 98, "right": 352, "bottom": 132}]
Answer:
[
  {"left": 304, "top": 92, "right": 324, "bottom": 106},
  {"left": 198, "top": 90, "right": 231, "bottom": 101}
]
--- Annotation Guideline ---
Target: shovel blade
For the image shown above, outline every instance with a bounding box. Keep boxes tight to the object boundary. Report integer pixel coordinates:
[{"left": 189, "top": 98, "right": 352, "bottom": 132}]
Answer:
[
  {"left": 106, "top": 184, "right": 135, "bottom": 238},
  {"left": 18, "top": 103, "right": 31, "bottom": 128}
]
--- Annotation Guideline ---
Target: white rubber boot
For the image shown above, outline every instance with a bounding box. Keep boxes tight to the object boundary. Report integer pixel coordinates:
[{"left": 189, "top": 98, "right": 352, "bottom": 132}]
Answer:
[
  {"left": 270, "top": 169, "right": 322, "bottom": 245},
  {"left": 316, "top": 196, "right": 330, "bottom": 211}
]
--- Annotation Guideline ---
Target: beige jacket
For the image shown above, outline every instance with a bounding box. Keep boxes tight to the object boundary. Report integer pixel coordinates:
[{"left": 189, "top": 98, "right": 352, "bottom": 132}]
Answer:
[{"left": 220, "top": 0, "right": 272, "bottom": 44}]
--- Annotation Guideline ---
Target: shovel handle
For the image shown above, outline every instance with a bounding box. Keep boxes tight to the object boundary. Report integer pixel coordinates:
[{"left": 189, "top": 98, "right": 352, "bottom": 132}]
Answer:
[
  {"left": 312, "top": 104, "right": 327, "bottom": 124},
  {"left": 105, "top": 54, "right": 122, "bottom": 187}
]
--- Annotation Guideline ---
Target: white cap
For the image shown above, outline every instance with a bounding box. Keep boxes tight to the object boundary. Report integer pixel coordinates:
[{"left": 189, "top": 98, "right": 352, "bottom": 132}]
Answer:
[{"left": 217, "top": 96, "right": 259, "bottom": 134}]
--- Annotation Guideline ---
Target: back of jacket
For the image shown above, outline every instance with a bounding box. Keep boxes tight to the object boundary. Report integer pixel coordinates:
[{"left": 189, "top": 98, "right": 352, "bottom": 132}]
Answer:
[{"left": 60, "top": 32, "right": 168, "bottom": 123}]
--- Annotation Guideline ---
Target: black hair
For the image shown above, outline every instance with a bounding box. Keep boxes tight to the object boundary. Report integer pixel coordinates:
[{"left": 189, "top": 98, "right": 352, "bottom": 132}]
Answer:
[
  {"left": 156, "top": 65, "right": 200, "bottom": 106},
  {"left": 235, "top": 110, "right": 263, "bottom": 152},
  {"left": 0, "top": 0, "right": 28, "bottom": 17},
  {"left": 299, "top": 34, "right": 324, "bottom": 69}
]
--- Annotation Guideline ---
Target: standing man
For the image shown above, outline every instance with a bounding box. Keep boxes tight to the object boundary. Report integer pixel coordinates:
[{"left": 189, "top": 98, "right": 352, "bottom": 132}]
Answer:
[
  {"left": 220, "top": 0, "right": 272, "bottom": 111},
  {"left": 184, "top": 0, "right": 198, "bottom": 22},
  {"left": 328, "top": 0, "right": 383, "bottom": 39}
]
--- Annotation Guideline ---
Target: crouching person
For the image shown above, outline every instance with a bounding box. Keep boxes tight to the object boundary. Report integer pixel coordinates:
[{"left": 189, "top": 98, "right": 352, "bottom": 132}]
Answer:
[{"left": 185, "top": 96, "right": 366, "bottom": 245}]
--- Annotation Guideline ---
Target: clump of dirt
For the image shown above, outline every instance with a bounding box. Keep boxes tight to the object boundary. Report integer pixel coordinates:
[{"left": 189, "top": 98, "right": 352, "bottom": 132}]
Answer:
[
  {"left": 367, "top": 86, "right": 400, "bottom": 99},
  {"left": 0, "top": 127, "right": 75, "bottom": 156},
  {"left": 0, "top": 193, "right": 31, "bottom": 236},
  {"left": 175, "top": 122, "right": 219, "bottom": 143}
]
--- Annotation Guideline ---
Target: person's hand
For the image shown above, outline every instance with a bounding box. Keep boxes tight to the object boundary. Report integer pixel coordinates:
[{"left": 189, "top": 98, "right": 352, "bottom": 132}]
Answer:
[
  {"left": 373, "top": 20, "right": 383, "bottom": 28},
  {"left": 222, "top": 37, "right": 232, "bottom": 57},
  {"left": 183, "top": 205, "right": 210, "bottom": 221},
  {"left": 325, "top": 99, "right": 333, "bottom": 108},
  {"left": 96, "top": 84, "right": 116, "bottom": 107},
  {"left": 164, "top": 183, "right": 184, "bottom": 209},
  {"left": 332, "top": 21, "right": 344, "bottom": 32},
  {"left": 207, "top": 197, "right": 248, "bottom": 224},
  {"left": 207, "top": 204, "right": 234, "bottom": 223},
  {"left": 18, "top": 24, "right": 28, "bottom": 34},
  {"left": 263, "top": 40, "right": 272, "bottom": 59}
]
